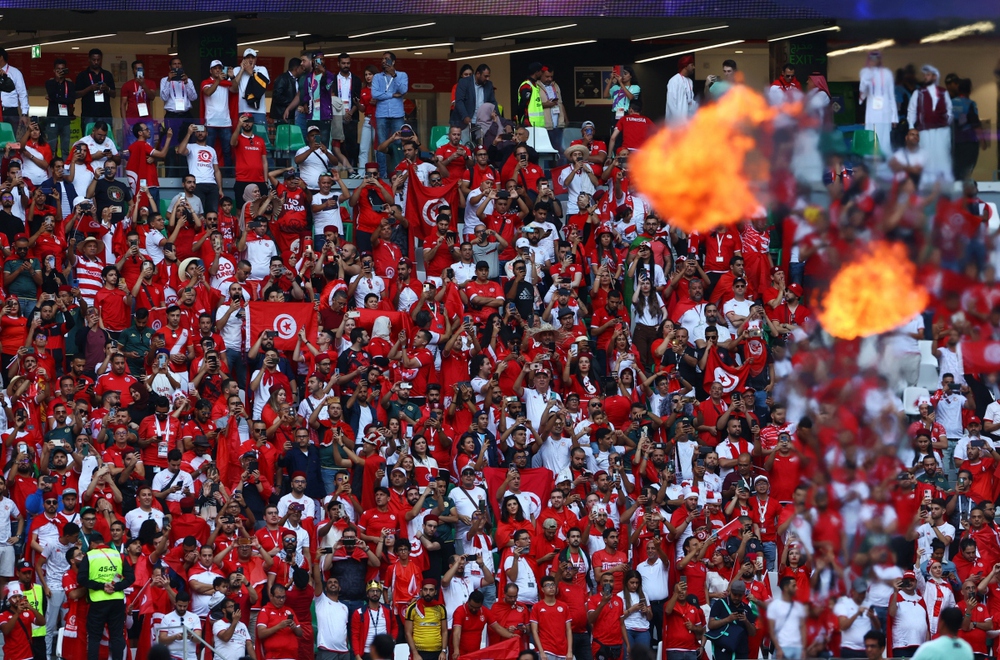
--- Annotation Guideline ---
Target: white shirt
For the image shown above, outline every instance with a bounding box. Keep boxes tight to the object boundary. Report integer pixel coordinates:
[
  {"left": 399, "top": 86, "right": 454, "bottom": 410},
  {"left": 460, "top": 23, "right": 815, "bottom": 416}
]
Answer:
[
  {"left": 891, "top": 590, "right": 929, "bottom": 648},
  {"left": 312, "top": 191, "right": 344, "bottom": 235},
  {"left": 185, "top": 144, "right": 218, "bottom": 185},
  {"left": 277, "top": 492, "right": 317, "bottom": 520},
  {"left": 349, "top": 272, "right": 386, "bottom": 307},
  {"left": 636, "top": 558, "right": 670, "bottom": 602},
  {"left": 558, "top": 165, "right": 596, "bottom": 213},
  {"left": 159, "top": 610, "right": 203, "bottom": 660},
  {"left": 313, "top": 594, "right": 350, "bottom": 652},
  {"left": 187, "top": 566, "right": 219, "bottom": 616},
  {"left": 665, "top": 73, "right": 696, "bottom": 123},
  {"left": 450, "top": 486, "right": 489, "bottom": 542},
  {"left": 933, "top": 386, "right": 966, "bottom": 438},
  {"left": 41, "top": 540, "right": 73, "bottom": 590},
  {"left": 914, "top": 521, "right": 955, "bottom": 560},
  {"left": 619, "top": 591, "right": 651, "bottom": 631},
  {"left": 203, "top": 83, "right": 232, "bottom": 128},
  {"left": 442, "top": 573, "right": 483, "bottom": 627},
  {"left": 77, "top": 135, "right": 119, "bottom": 171},
  {"left": 151, "top": 468, "right": 195, "bottom": 502},
  {"left": 124, "top": 506, "right": 165, "bottom": 539},
  {"left": 869, "top": 564, "right": 904, "bottom": 607},
  {"left": 238, "top": 66, "right": 270, "bottom": 114},
  {"left": 0, "top": 497, "right": 19, "bottom": 543},
  {"left": 212, "top": 619, "right": 252, "bottom": 660},
  {"left": 0, "top": 65, "right": 28, "bottom": 114},
  {"left": 537, "top": 435, "right": 572, "bottom": 477},
  {"left": 766, "top": 599, "right": 806, "bottom": 649},
  {"left": 245, "top": 236, "right": 278, "bottom": 280},
  {"left": 523, "top": 387, "right": 561, "bottom": 429},
  {"left": 723, "top": 298, "right": 754, "bottom": 332},
  {"left": 503, "top": 489, "right": 541, "bottom": 522},
  {"left": 954, "top": 434, "right": 995, "bottom": 463},
  {"left": 296, "top": 146, "right": 333, "bottom": 190},
  {"left": 503, "top": 553, "right": 538, "bottom": 604},
  {"left": 832, "top": 597, "right": 872, "bottom": 650},
  {"left": 924, "top": 580, "right": 956, "bottom": 636}
]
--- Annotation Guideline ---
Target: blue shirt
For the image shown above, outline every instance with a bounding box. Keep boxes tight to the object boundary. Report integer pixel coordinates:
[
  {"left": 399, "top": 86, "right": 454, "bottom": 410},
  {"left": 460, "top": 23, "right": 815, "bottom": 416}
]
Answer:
[{"left": 371, "top": 70, "right": 409, "bottom": 118}]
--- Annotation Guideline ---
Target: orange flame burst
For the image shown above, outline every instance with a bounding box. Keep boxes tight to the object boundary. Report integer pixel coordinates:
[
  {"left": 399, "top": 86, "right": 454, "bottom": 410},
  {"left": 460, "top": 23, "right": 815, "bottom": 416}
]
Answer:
[
  {"left": 818, "top": 242, "right": 929, "bottom": 340},
  {"left": 631, "top": 85, "right": 778, "bottom": 233}
]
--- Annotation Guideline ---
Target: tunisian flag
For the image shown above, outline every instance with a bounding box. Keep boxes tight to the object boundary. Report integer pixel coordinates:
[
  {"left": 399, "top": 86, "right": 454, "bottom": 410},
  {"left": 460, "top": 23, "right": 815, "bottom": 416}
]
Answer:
[
  {"left": 352, "top": 308, "right": 418, "bottom": 336},
  {"left": 245, "top": 302, "right": 317, "bottom": 351},
  {"left": 703, "top": 349, "right": 752, "bottom": 394},
  {"left": 405, "top": 171, "right": 460, "bottom": 242},
  {"left": 960, "top": 342, "right": 1000, "bottom": 375},
  {"left": 482, "top": 467, "right": 555, "bottom": 521},
  {"left": 460, "top": 638, "right": 521, "bottom": 660}
]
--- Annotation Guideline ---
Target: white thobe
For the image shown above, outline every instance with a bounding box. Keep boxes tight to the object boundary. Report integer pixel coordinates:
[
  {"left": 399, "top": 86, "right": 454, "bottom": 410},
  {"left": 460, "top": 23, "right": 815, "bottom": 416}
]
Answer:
[
  {"left": 907, "top": 86, "right": 953, "bottom": 186},
  {"left": 859, "top": 66, "right": 898, "bottom": 157},
  {"left": 665, "top": 73, "right": 696, "bottom": 123}
]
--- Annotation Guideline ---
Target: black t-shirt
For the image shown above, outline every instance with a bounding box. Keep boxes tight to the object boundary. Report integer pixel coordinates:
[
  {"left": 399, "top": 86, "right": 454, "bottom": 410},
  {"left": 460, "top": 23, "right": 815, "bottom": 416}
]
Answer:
[
  {"left": 336, "top": 347, "right": 370, "bottom": 394},
  {"left": 44, "top": 78, "right": 76, "bottom": 118},
  {"left": 75, "top": 68, "right": 115, "bottom": 118},
  {"left": 0, "top": 210, "right": 23, "bottom": 245},
  {"left": 94, "top": 177, "right": 132, "bottom": 224},
  {"left": 504, "top": 279, "right": 534, "bottom": 319}
]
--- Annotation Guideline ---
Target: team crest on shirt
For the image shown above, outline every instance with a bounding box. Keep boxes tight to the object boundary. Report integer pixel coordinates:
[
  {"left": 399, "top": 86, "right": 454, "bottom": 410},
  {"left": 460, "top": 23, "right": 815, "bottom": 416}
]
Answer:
[
  {"left": 557, "top": 606, "right": 564, "bottom": 612},
  {"left": 198, "top": 150, "right": 213, "bottom": 163},
  {"left": 109, "top": 187, "right": 125, "bottom": 202}
]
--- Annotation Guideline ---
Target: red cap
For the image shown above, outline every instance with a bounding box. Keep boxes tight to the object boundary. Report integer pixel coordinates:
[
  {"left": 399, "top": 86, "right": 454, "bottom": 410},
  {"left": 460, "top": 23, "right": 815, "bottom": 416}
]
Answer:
[
  {"left": 902, "top": 570, "right": 916, "bottom": 580},
  {"left": 787, "top": 283, "right": 804, "bottom": 297},
  {"left": 968, "top": 416, "right": 983, "bottom": 425}
]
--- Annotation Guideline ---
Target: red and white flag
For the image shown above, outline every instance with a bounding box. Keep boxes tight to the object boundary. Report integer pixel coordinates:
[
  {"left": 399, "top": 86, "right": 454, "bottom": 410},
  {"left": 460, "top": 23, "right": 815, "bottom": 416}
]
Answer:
[
  {"left": 703, "top": 349, "right": 752, "bottom": 394},
  {"left": 960, "top": 341, "right": 1000, "bottom": 375},
  {"left": 405, "top": 171, "right": 460, "bottom": 242},
  {"left": 244, "top": 302, "right": 317, "bottom": 351}
]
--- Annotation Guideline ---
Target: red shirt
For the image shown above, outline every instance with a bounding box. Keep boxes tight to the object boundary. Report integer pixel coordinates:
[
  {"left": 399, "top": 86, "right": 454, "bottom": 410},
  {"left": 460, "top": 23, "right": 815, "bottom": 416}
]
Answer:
[
  {"left": 93, "top": 286, "right": 131, "bottom": 332},
  {"left": 0, "top": 609, "right": 36, "bottom": 660},
  {"left": 489, "top": 601, "right": 529, "bottom": 646},
  {"left": 373, "top": 238, "right": 403, "bottom": 279},
  {"left": 592, "top": 549, "right": 629, "bottom": 594},
  {"left": 453, "top": 603, "right": 497, "bottom": 654},
  {"left": 529, "top": 600, "right": 572, "bottom": 656},
  {"left": 769, "top": 452, "right": 803, "bottom": 502},
  {"left": 357, "top": 508, "right": 400, "bottom": 550},
  {"left": 697, "top": 398, "right": 728, "bottom": 447},
  {"left": 557, "top": 581, "right": 589, "bottom": 634},
  {"left": 703, "top": 230, "right": 743, "bottom": 273},
  {"left": 423, "top": 233, "right": 455, "bottom": 278},
  {"left": 464, "top": 279, "right": 504, "bottom": 323},
  {"left": 256, "top": 603, "right": 300, "bottom": 659},
  {"left": 663, "top": 600, "right": 705, "bottom": 651},
  {"left": 614, "top": 114, "right": 655, "bottom": 150},
  {"left": 586, "top": 594, "right": 625, "bottom": 644},
  {"left": 436, "top": 144, "right": 469, "bottom": 180},
  {"left": 125, "top": 140, "right": 160, "bottom": 188},
  {"left": 120, "top": 79, "right": 155, "bottom": 120},
  {"left": 95, "top": 371, "right": 139, "bottom": 407},
  {"left": 590, "top": 305, "right": 628, "bottom": 352},
  {"left": 233, "top": 133, "right": 267, "bottom": 182},
  {"left": 484, "top": 212, "right": 520, "bottom": 261}
]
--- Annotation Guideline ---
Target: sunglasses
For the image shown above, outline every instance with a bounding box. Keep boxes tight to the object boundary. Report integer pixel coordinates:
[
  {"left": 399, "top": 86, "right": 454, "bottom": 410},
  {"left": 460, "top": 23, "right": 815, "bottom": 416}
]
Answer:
[{"left": 44, "top": 499, "right": 58, "bottom": 504}]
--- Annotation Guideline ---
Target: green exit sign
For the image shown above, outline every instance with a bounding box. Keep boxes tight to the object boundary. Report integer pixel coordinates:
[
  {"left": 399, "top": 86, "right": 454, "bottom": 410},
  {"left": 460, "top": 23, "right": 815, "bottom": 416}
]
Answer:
[{"left": 30, "top": 45, "right": 40, "bottom": 59}]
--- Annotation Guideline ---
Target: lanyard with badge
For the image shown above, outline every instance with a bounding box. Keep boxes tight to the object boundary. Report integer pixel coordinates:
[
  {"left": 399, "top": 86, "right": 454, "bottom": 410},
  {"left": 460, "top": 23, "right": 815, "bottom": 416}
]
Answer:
[
  {"left": 135, "top": 82, "right": 149, "bottom": 117},
  {"left": 90, "top": 72, "right": 106, "bottom": 104},
  {"left": 59, "top": 81, "right": 70, "bottom": 117},
  {"left": 154, "top": 416, "right": 172, "bottom": 459},
  {"left": 171, "top": 81, "right": 186, "bottom": 112}
]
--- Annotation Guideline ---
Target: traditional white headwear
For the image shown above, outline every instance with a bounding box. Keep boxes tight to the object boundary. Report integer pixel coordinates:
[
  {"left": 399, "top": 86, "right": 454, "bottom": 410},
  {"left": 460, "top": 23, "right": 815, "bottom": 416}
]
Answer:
[{"left": 922, "top": 64, "right": 941, "bottom": 81}]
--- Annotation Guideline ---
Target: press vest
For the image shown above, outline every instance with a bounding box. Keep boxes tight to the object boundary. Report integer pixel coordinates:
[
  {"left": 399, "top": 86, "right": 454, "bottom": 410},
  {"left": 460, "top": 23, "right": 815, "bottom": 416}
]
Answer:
[
  {"left": 522, "top": 80, "right": 544, "bottom": 127},
  {"left": 23, "top": 583, "right": 44, "bottom": 636}
]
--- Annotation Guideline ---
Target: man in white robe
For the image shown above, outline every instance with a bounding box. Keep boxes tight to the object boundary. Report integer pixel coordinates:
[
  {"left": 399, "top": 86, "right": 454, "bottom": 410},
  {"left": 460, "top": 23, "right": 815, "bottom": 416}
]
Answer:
[
  {"left": 859, "top": 51, "right": 898, "bottom": 158},
  {"left": 907, "top": 65, "right": 953, "bottom": 187},
  {"left": 665, "top": 55, "right": 697, "bottom": 123}
]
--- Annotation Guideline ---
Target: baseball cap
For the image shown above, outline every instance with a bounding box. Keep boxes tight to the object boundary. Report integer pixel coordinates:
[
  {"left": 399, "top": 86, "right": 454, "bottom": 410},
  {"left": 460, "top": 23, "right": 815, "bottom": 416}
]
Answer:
[
  {"left": 542, "top": 518, "right": 558, "bottom": 530},
  {"left": 243, "top": 48, "right": 258, "bottom": 57},
  {"left": 210, "top": 60, "right": 223, "bottom": 68},
  {"left": 62, "top": 488, "right": 78, "bottom": 497},
  {"left": 787, "top": 283, "right": 804, "bottom": 297},
  {"left": 581, "top": 121, "right": 595, "bottom": 130},
  {"left": 193, "top": 435, "right": 211, "bottom": 447},
  {"left": 852, "top": 577, "right": 868, "bottom": 592},
  {"left": 515, "top": 237, "right": 530, "bottom": 249},
  {"left": 902, "top": 570, "right": 916, "bottom": 580},
  {"left": 307, "top": 125, "right": 321, "bottom": 134}
]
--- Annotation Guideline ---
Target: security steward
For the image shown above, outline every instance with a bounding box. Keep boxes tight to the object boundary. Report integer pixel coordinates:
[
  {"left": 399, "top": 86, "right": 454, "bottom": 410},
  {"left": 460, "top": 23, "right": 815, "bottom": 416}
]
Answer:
[{"left": 77, "top": 532, "right": 134, "bottom": 660}]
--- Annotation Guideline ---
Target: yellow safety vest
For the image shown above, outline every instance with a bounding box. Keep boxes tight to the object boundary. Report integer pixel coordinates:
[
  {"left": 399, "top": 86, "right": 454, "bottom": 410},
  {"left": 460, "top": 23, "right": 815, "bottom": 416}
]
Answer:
[
  {"left": 87, "top": 547, "right": 124, "bottom": 602},
  {"left": 522, "top": 80, "right": 544, "bottom": 127},
  {"left": 23, "top": 583, "right": 44, "bottom": 637}
]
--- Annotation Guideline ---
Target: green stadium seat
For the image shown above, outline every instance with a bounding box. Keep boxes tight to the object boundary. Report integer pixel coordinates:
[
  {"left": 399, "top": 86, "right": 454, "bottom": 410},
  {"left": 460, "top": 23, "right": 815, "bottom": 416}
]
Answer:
[
  {"left": 0, "top": 123, "right": 16, "bottom": 148},
  {"left": 253, "top": 123, "right": 273, "bottom": 150},
  {"left": 430, "top": 125, "right": 450, "bottom": 149},
  {"left": 851, "top": 129, "right": 879, "bottom": 157},
  {"left": 275, "top": 124, "right": 307, "bottom": 153}
]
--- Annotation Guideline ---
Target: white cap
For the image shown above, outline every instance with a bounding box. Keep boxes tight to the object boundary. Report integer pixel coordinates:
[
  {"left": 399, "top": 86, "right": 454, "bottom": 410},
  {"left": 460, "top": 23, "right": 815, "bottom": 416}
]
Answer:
[
  {"left": 243, "top": 48, "right": 258, "bottom": 57},
  {"left": 73, "top": 196, "right": 88, "bottom": 207},
  {"left": 209, "top": 60, "right": 223, "bottom": 68},
  {"left": 705, "top": 491, "right": 721, "bottom": 504},
  {"left": 515, "top": 237, "right": 530, "bottom": 249},
  {"left": 683, "top": 487, "right": 699, "bottom": 499}
]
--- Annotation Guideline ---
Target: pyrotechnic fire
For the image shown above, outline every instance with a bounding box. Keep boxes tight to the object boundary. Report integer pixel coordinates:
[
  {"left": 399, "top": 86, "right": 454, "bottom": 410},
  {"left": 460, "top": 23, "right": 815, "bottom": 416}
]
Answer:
[
  {"left": 631, "top": 86, "right": 778, "bottom": 233},
  {"left": 818, "top": 242, "right": 929, "bottom": 340}
]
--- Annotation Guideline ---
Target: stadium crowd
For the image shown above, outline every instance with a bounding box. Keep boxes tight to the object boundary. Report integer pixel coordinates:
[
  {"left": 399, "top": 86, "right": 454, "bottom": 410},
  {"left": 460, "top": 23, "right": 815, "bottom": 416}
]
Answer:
[{"left": 0, "top": 39, "right": 990, "bottom": 660}]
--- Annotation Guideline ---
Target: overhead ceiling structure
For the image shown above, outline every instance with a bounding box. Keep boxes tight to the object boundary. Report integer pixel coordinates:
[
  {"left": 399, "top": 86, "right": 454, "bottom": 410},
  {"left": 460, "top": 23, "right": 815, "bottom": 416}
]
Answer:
[{"left": 0, "top": 2, "right": 995, "bottom": 61}]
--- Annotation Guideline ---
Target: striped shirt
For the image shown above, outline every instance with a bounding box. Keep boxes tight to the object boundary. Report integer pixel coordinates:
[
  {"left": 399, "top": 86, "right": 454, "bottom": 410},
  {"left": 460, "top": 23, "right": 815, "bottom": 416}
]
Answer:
[{"left": 75, "top": 255, "right": 105, "bottom": 306}]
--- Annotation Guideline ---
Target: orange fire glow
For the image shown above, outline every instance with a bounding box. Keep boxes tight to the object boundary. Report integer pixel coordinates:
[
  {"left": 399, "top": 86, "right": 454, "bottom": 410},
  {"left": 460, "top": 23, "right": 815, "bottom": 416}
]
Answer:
[
  {"left": 631, "top": 85, "right": 779, "bottom": 233},
  {"left": 818, "top": 242, "right": 929, "bottom": 340}
]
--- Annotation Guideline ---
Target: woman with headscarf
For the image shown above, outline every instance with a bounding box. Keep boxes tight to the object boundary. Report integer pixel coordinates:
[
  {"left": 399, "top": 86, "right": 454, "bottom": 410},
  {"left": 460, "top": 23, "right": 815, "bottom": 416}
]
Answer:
[
  {"left": 368, "top": 316, "right": 393, "bottom": 360},
  {"left": 790, "top": 74, "right": 832, "bottom": 184},
  {"left": 860, "top": 51, "right": 898, "bottom": 159},
  {"left": 906, "top": 64, "right": 954, "bottom": 187},
  {"left": 237, "top": 183, "right": 277, "bottom": 238}
]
